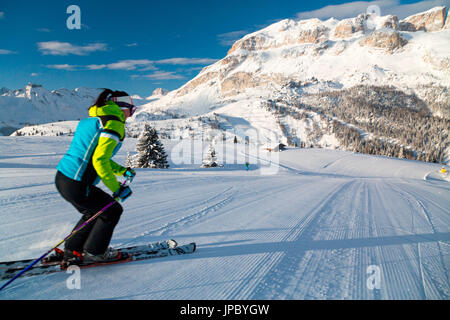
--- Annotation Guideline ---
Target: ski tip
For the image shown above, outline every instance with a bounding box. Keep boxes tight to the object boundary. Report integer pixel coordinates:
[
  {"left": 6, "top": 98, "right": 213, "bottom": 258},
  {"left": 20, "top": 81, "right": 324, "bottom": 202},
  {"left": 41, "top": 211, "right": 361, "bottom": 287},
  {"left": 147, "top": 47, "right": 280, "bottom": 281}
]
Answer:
[{"left": 191, "top": 242, "right": 197, "bottom": 252}]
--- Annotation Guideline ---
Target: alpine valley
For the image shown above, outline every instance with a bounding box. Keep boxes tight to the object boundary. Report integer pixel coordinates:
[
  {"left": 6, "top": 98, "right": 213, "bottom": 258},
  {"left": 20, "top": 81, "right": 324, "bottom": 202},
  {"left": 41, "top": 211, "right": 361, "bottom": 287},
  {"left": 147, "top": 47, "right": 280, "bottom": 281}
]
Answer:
[{"left": 3, "top": 6, "right": 450, "bottom": 163}]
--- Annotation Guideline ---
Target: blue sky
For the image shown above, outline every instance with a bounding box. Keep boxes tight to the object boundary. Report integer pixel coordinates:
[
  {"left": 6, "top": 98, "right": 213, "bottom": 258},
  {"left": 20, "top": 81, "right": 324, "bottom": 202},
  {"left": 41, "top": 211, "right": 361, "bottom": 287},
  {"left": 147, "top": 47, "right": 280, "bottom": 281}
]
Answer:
[{"left": 0, "top": 0, "right": 446, "bottom": 97}]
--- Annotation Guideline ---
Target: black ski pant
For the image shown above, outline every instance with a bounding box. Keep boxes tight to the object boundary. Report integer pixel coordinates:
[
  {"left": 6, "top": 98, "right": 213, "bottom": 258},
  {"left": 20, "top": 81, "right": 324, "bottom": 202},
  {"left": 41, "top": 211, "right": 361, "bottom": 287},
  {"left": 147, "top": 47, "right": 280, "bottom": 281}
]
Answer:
[{"left": 55, "top": 171, "right": 123, "bottom": 255}]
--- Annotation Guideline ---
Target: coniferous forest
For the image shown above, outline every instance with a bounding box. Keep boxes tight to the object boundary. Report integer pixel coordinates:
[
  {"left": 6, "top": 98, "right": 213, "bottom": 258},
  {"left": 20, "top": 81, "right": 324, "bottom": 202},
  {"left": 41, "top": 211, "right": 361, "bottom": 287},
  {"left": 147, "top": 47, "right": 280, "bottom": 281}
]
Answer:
[{"left": 264, "top": 85, "right": 449, "bottom": 163}]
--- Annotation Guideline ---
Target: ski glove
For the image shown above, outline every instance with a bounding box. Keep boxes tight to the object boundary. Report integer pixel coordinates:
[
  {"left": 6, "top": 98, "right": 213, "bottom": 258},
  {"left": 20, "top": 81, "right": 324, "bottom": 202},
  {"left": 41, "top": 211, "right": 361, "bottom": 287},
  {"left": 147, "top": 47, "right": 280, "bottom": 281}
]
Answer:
[
  {"left": 113, "top": 185, "right": 132, "bottom": 202},
  {"left": 123, "top": 167, "right": 136, "bottom": 182}
]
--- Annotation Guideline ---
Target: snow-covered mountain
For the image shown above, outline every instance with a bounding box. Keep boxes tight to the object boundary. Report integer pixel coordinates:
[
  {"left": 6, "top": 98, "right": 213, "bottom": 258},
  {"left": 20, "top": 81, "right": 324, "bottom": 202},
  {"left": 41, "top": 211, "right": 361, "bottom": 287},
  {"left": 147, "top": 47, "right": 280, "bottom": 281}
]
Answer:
[
  {"left": 132, "top": 6, "right": 449, "bottom": 163},
  {"left": 148, "top": 88, "right": 169, "bottom": 99},
  {"left": 0, "top": 84, "right": 153, "bottom": 136},
  {"left": 6, "top": 7, "right": 450, "bottom": 163},
  {"left": 138, "top": 6, "right": 450, "bottom": 116},
  {"left": 0, "top": 84, "right": 102, "bottom": 135}
]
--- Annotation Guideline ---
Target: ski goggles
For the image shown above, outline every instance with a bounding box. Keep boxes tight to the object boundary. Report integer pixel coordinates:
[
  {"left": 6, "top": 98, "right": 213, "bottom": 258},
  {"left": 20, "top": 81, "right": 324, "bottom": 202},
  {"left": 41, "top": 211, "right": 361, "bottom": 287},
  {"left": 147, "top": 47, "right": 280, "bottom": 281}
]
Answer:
[{"left": 110, "top": 96, "right": 137, "bottom": 116}]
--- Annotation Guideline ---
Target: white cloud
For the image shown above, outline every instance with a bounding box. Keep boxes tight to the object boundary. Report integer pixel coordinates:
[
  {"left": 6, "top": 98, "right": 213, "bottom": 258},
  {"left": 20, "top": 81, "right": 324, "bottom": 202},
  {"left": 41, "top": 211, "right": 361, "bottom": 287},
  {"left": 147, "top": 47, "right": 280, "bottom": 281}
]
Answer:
[
  {"left": 140, "top": 64, "right": 159, "bottom": 71},
  {"left": 107, "top": 59, "right": 154, "bottom": 70},
  {"left": 296, "top": 0, "right": 448, "bottom": 20},
  {"left": 30, "top": 73, "right": 39, "bottom": 77},
  {"left": 37, "top": 28, "right": 51, "bottom": 33},
  {"left": 83, "top": 57, "right": 217, "bottom": 71},
  {"left": 43, "top": 56, "right": 218, "bottom": 74},
  {"left": 155, "top": 58, "right": 219, "bottom": 65},
  {"left": 0, "top": 49, "right": 16, "bottom": 55},
  {"left": 134, "top": 71, "right": 185, "bottom": 80},
  {"left": 0, "top": 12, "right": 4, "bottom": 19},
  {"left": 217, "top": 30, "right": 249, "bottom": 46},
  {"left": 125, "top": 43, "right": 138, "bottom": 47},
  {"left": 46, "top": 64, "right": 78, "bottom": 71},
  {"left": 86, "top": 64, "right": 107, "bottom": 70},
  {"left": 37, "top": 41, "right": 107, "bottom": 56}
]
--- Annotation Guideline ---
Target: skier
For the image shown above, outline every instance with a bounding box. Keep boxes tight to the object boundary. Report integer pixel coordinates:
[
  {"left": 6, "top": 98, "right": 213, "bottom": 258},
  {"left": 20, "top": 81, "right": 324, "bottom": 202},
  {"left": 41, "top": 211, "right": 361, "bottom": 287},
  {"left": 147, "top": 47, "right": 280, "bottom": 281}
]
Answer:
[{"left": 53, "top": 89, "right": 137, "bottom": 263}]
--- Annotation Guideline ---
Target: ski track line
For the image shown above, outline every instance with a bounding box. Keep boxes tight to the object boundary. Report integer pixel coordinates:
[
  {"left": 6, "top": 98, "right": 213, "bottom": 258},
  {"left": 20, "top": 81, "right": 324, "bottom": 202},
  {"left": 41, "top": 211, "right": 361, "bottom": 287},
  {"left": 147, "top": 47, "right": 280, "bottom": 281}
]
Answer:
[
  {"left": 113, "top": 179, "right": 313, "bottom": 298},
  {"left": 369, "top": 181, "right": 419, "bottom": 299},
  {"left": 276, "top": 180, "right": 355, "bottom": 242},
  {"left": 122, "top": 175, "right": 242, "bottom": 219},
  {"left": 262, "top": 180, "right": 355, "bottom": 299},
  {"left": 119, "top": 187, "right": 231, "bottom": 229},
  {"left": 144, "top": 191, "right": 235, "bottom": 236},
  {"left": 0, "top": 153, "right": 63, "bottom": 160},
  {"left": 243, "top": 149, "right": 374, "bottom": 180},
  {"left": 295, "top": 180, "right": 365, "bottom": 299},
  {"left": 117, "top": 186, "right": 236, "bottom": 246},
  {"left": 119, "top": 177, "right": 304, "bottom": 247},
  {"left": 372, "top": 181, "right": 449, "bottom": 299},
  {"left": 210, "top": 179, "right": 331, "bottom": 300},
  {"left": 0, "top": 190, "right": 60, "bottom": 209},
  {"left": 290, "top": 180, "right": 363, "bottom": 300},
  {"left": 245, "top": 179, "right": 449, "bottom": 300},
  {"left": 386, "top": 182, "right": 450, "bottom": 297},
  {"left": 387, "top": 182, "right": 448, "bottom": 238},
  {"left": 132, "top": 179, "right": 295, "bottom": 240},
  {"left": 228, "top": 180, "right": 354, "bottom": 299},
  {"left": 243, "top": 150, "right": 305, "bottom": 176},
  {"left": 394, "top": 181, "right": 450, "bottom": 227},
  {"left": 385, "top": 181, "right": 424, "bottom": 291},
  {"left": 135, "top": 175, "right": 214, "bottom": 190},
  {"left": 360, "top": 180, "right": 382, "bottom": 300},
  {"left": 321, "top": 153, "right": 354, "bottom": 169},
  {"left": 417, "top": 241, "right": 428, "bottom": 300},
  {"left": 126, "top": 176, "right": 239, "bottom": 213},
  {"left": 0, "top": 182, "right": 55, "bottom": 192}
]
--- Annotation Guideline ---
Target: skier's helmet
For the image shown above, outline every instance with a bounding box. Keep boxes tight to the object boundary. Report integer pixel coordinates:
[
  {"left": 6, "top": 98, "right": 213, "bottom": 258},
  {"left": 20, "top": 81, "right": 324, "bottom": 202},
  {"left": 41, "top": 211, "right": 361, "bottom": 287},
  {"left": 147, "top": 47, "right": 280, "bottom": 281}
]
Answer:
[
  {"left": 92, "top": 89, "right": 137, "bottom": 116},
  {"left": 110, "top": 95, "right": 136, "bottom": 116}
]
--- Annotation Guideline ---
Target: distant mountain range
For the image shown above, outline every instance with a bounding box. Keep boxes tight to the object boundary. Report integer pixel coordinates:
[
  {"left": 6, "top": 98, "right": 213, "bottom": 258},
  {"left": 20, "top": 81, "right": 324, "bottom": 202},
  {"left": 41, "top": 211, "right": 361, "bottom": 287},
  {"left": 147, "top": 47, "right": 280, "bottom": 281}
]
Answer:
[
  {"left": 0, "top": 85, "right": 168, "bottom": 135},
  {"left": 0, "top": 84, "right": 101, "bottom": 135}
]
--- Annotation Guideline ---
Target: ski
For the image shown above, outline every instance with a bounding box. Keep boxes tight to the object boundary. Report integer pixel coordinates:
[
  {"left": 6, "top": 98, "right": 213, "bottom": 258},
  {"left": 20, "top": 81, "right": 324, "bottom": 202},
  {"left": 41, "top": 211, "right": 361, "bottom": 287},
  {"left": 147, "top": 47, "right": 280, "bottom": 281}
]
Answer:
[
  {"left": 1, "top": 242, "right": 195, "bottom": 281},
  {"left": 58, "top": 242, "right": 196, "bottom": 271},
  {"left": 0, "top": 239, "right": 183, "bottom": 281},
  {"left": 61, "top": 242, "right": 196, "bottom": 270}
]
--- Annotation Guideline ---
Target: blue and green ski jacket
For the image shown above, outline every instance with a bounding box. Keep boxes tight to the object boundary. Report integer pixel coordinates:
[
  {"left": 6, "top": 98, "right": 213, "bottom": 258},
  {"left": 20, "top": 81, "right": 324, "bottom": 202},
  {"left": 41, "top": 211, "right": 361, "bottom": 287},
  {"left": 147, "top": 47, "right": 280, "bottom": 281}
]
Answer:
[{"left": 56, "top": 101, "right": 127, "bottom": 193}]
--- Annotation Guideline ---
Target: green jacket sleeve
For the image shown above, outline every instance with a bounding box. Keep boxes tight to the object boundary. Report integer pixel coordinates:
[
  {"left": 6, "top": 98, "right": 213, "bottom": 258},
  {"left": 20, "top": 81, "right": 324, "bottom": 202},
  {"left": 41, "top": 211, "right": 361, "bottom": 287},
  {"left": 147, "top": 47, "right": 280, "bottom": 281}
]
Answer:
[
  {"left": 92, "top": 135, "right": 126, "bottom": 193},
  {"left": 111, "top": 160, "right": 127, "bottom": 176}
]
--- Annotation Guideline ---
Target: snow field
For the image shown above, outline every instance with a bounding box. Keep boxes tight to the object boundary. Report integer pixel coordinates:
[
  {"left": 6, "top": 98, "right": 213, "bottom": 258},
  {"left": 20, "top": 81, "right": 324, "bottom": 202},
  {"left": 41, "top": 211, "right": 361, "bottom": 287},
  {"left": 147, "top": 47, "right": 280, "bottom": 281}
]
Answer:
[{"left": 0, "top": 136, "right": 448, "bottom": 299}]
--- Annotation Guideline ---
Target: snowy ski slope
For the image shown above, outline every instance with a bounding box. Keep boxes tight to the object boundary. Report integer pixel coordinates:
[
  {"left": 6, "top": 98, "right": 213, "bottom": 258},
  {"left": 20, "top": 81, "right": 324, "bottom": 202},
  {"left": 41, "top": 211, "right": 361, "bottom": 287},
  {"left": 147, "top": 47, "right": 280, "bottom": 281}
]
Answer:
[{"left": 0, "top": 137, "right": 448, "bottom": 299}]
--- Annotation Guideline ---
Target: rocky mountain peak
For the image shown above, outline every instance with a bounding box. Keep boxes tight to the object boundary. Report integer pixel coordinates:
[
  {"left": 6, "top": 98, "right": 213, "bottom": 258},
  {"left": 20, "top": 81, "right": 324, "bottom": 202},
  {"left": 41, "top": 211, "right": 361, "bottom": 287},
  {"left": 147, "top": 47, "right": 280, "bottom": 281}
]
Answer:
[
  {"left": 152, "top": 88, "right": 169, "bottom": 96},
  {"left": 399, "top": 6, "right": 448, "bottom": 32},
  {"left": 166, "top": 6, "right": 449, "bottom": 106}
]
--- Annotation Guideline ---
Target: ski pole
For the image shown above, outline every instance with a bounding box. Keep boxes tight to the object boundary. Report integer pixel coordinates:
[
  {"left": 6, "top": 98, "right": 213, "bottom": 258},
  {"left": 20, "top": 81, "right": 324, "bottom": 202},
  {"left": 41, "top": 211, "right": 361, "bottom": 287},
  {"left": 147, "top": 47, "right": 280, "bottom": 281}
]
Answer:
[{"left": 0, "top": 178, "right": 130, "bottom": 292}]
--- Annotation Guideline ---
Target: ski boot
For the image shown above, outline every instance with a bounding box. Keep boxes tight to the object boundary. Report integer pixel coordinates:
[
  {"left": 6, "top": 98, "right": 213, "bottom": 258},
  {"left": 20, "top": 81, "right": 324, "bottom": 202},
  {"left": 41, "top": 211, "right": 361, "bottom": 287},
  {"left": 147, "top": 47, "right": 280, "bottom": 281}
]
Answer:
[
  {"left": 60, "top": 249, "right": 84, "bottom": 269},
  {"left": 42, "top": 248, "right": 65, "bottom": 265},
  {"left": 83, "top": 247, "right": 128, "bottom": 263}
]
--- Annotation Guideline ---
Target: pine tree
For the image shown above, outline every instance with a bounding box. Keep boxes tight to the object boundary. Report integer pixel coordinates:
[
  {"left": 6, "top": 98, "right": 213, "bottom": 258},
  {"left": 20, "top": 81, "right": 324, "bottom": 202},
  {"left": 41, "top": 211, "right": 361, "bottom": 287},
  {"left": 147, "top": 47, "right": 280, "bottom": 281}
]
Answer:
[
  {"left": 134, "top": 124, "right": 169, "bottom": 169},
  {"left": 125, "top": 152, "right": 134, "bottom": 168},
  {"left": 202, "top": 143, "right": 218, "bottom": 168}
]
